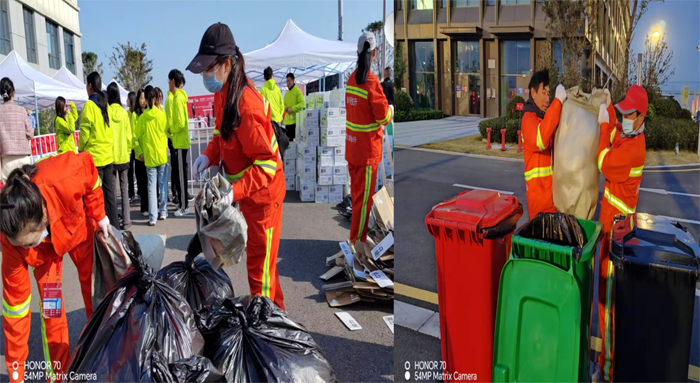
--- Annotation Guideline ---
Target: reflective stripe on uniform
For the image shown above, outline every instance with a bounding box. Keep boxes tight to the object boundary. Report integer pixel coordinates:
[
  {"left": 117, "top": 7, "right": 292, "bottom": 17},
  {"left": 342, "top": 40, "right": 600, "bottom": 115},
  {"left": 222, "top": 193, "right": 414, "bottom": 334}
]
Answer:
[
  {"left": 271, "top": 135, "right": 278, "bottom": 153},
  {"left": 346, "top": 86, "right": 368, "bottom": 99},
  {"left": 629, "top": 165, "right": 644, "bottom": 177},
  {"left": 376, "top": 108, "right": 392, "bottom": 125},
  {"left": 262, "top": 227, "right": 273, "bottom": 298},
  {"left": 225, "top": 165, "right": 253, "bottom": 183},
  {"left": 603, "top": 259, "right": 614, "bottom": 381},
  {"left": 2, "top": 296, "right": 31, "bottom": 318},
  {"left": 264, "top": 99, "right": 270, "bottom": 117},
  {"left": 254, "top": 160, "right": 277, "bottom": 176},
  {"left": 92, "top": 177, "right": 102, "bottom": 191},
  {"left": 536, "top": 123, "right": 546, "bottom": 151},
  {"left": 524, "top": 166, "right": 553, "bottom": 181},
  {"left": 610, "top": 128, "right": 617, "bottom": 145},
  {"left": 598, "top": 148, "right": 610, "bottom": 172},
  {"left": 604, "top": 187, "right": 636, "bottom": 214},
  {"left": 213, "top": 129, "right": 220, "bottom": 136},
  {"left": 346, "top": 121, "right": 380, "bottom": 132},
  {"left": 358, "top": 166, "right": 372, "bottom": 236}
]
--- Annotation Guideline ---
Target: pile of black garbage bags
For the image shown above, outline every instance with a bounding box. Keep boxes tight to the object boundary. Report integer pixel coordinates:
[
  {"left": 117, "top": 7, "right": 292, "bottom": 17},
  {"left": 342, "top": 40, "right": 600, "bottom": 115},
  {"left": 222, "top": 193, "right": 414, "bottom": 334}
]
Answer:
[{"left": 66, "top": 231, "right": 337, "bottom": 383}]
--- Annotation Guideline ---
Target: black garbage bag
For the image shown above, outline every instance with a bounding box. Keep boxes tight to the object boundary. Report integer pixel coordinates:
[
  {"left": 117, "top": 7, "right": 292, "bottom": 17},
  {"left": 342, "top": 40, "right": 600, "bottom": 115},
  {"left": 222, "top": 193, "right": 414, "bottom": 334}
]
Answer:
[
  {"left": 516, "top": 212, "right": 585, "bottom": 248},
  {"left": 149, "top": 351, "right": 227, "bottom": 383},
  {"left": 157, "top": 234, "right": 234, "bottom": 313},
  {"left": 336, "top": 194, "right": 352, "bottom": 220},
  {"left": 66, "top": 231, "right": 204, "bottom": 382},
  {"left": 198, "top": 295, "right": 338, "bottom": 383}
]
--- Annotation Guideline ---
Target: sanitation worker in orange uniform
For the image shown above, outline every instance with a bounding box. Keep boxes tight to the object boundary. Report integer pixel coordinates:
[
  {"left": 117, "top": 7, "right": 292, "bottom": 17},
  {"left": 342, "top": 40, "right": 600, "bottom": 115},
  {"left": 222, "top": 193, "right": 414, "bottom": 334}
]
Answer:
[
  {"left": 593, "top": 85, "right": 647, "bottom": 383},
  {"left": 520, "top": 69, "right": 567, "bottom": 217},
  {"left": 0, "top": 152, "right": 110, "bottom": 383},
  {"left": 345, "top": 31, "right": 392, "bottom": 249}
]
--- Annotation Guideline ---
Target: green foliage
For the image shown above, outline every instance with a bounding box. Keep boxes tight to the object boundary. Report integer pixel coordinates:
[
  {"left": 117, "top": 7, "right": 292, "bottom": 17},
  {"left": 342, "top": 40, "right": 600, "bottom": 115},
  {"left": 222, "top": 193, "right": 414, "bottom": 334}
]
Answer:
[
  {"left": 645, "top": 104, "right": 656, "bottom": 121},
  {"left": 644, "top": 117, "right": 698, "bottom": 152},
  {"left": 82, "top": 52, "right": 103, "bottom": 82},
  {"left": 478, "top": 117, "right": 520, "bottom": 143},
  {"left": 679, "top": 109, "right": 692, "bottom": 121},
  {"left": 505, "top": 96, "right": 526, "bottom": 119},
  {"left": 395, "top": 90, "right": 413, "bottom": 113},
  {"left": 394, "top": 108, "right": 447, "bottom": 122},
  {"left": 109, "top": 42, "right": 153, "bottom": 92},
  {"left": 394, "top": 43, "right": 407, "bottom": 90},
  {"left": 38, "top": 109, "right": 53, "bottom": 135},
  {"left": 654, "top": 97, "right": 684, "bottom": 119}
]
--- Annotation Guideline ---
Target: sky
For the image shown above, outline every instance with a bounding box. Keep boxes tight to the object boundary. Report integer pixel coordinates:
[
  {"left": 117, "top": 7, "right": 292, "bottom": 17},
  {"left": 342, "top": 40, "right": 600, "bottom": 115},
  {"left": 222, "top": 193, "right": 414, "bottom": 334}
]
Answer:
[{"left": 79, "top": 0, "right": 393, "bottom": 96}]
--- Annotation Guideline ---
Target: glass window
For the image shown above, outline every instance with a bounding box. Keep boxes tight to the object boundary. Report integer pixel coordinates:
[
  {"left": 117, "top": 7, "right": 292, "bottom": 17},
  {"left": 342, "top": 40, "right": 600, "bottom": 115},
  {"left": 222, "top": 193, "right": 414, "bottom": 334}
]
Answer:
[
  {"left": 502, "top": 0, "right": 530, "bottom": 4},
  {"left": 411, "top": 0, "right": 434, "bottom": 10},
  {"left": 455, "top": 41, "right": 481, "bottom": 115},
  {"left": 24, "top": 8, "right": 37, "bottom": 63},
  {"left": 46, "top": 21, "right": 60, "bottom": 69},
  {"left": 453, "top": 0, "right": 479, "bottom": 7},
  {"left": 502, "top": 40, "right": 530, "bottom": 75},
  {"left": 398, "top": 0, "right": 403, "bottom": 10},
  {"left": 553, "top": 40, "right": 563, "bottom": 76},
  {"left": 455, "top": 41, "right": 480, "bottom": 73},
  {"left": 64, "top": 30, "right": 75, "bottom": 74},
  {"left": 0, "top": 0, "right": 11, "bottom": 55},
  {"left": 410, "top": 41, "right": 435, "bottom": 109},
  {"left": 486, "top": 0, "right": 494, "bottom": 4}
]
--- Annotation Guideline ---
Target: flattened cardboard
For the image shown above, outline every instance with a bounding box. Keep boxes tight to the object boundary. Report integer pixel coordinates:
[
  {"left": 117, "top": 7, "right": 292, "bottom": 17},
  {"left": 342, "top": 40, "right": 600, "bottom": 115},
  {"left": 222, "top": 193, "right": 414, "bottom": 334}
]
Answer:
[
  {"left": 372, "top": 187, "right": 394, "bottom": 232},
  {"left": 326, "top": 290, "right": 361, "bottom": 307},
  {"left": 320, "top": 266, "right": 344, "bottom": 281},
  {"left": 335, "top": 312, "right": 362, "bottom": 330},
  {"left": 371, "top": 232, "right": 394, "bottom": 261},
  {"left": 323, "top": 281, "right": 354, "bottom": 291},
  {"left": 326, "top": 252, "right": 342, "bottom": 266},
  {"left": 383, "top": 315, "right": 395, "bottom": 334}
]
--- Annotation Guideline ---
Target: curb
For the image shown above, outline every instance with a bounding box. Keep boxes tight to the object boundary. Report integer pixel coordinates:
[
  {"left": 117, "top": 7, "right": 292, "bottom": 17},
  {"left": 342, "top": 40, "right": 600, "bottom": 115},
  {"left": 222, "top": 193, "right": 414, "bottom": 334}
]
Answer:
[
  {"left": 396, "top": 146, "right": 524, "bottom": 163},
  {"left": 645, "top": 163, "right": 700, "bottom": 169}
]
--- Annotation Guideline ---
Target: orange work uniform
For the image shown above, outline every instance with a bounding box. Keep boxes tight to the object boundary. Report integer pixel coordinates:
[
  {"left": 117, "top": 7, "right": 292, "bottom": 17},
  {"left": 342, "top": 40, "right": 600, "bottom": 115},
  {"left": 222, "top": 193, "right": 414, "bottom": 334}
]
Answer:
[
  {"left": 595, "top": 103, "right": 646, "bottom": 382},
  {"left": 204, "top": 81, "right": 286, "bottom": 310},
  {"left": 2, "top": 152, "right": 105, "bottom": 383},
  {"left": 345, "top": 70, "right": 393, "bottom": 244},
  {"left": 520, "top": 98, "right": 563, "bottom": 217}
]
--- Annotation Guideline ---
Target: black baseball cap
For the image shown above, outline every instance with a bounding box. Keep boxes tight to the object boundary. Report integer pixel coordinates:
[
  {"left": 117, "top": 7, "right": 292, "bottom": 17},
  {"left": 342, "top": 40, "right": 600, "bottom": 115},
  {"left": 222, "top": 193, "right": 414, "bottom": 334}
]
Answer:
[{"left": 187, "top": 23, "right": 237, "bottom": 74}]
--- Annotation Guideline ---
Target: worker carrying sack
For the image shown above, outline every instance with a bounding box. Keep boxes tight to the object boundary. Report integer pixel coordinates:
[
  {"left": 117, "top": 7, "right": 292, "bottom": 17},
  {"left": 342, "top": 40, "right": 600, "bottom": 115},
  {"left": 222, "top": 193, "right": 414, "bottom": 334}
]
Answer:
[
  {"left": 157, "top": 234, "right": 235, "bottom": 313},
  {"left": 195, "top": 173, "right": 248, "bottom": 269},
  {"left": 553, "top": 86, "right": 607, "bottom": 220},
  {"left": 66, "top": 231, "right": 205, "bottom": 382},
  {"left": 92, "top": 227, "right": 132, "bottom": 309},
  {"left": 198, "top": 295, "right": 338, "bottom": 383}
]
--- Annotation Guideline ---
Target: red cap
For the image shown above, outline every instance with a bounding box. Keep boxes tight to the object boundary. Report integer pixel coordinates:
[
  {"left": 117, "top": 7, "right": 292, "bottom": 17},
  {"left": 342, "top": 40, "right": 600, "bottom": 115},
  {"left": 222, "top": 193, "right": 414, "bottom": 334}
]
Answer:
[{"left": 615, "top": 85, "right": 648, "bottom": 116}]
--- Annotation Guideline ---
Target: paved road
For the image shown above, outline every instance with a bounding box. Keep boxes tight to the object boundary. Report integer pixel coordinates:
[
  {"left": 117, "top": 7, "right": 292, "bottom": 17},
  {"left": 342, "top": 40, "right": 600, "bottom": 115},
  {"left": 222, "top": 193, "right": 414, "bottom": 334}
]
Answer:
[
  {"left": 394, "top": 116, "right": 482, "bottom": 147},
  {"left": 394, "top": 147, "right": 700, "bottom": 380},
  {"left": 0, "top": 193, "right": 393, "bottom": 382}
]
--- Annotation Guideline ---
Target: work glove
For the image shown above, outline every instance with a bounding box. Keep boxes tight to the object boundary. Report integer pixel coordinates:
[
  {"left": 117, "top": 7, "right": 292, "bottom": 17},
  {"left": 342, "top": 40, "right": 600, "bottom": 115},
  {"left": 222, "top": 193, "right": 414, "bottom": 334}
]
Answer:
[
  {"left": 598, "top": 104, "right": 609, "bottom": 125},
  {"left": 555, "top": 84, "right": 567, "bottom": 104},
  {"left": 97, "top": 217, "right": 111, "bottom": 239},
  {"left": 220, "top": 189, "right": 234, "bottom": 207},
  {"left": 603, "top": 89, "right": 612, "bottom": 106},
  {"left": 193, "top": 155, "right": 210, "bottom": 174}
]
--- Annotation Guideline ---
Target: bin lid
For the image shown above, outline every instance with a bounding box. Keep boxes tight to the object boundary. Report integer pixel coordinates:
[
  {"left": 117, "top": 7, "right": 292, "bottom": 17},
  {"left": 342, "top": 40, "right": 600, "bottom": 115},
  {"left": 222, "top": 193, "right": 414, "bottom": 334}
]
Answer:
[
  {"left": 430, "top": 190, "right": 520, "bottom": 230},
  {"left": 611, "top": 213, "right": 700, "bottom": 271}
]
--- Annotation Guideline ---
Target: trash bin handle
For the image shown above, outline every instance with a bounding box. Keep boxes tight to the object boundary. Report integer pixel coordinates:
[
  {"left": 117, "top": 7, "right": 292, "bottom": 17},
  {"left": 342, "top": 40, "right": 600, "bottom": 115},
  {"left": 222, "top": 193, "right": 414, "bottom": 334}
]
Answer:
[{"left": 512, "top": 236, "right": 577, "bottom": 275}]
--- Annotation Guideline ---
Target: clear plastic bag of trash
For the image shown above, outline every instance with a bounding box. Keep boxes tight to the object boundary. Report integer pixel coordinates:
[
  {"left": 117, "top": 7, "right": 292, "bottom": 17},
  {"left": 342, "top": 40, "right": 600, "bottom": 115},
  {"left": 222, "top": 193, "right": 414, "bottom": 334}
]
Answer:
[
  {"left": 66, "top": 231, "right": 204, "bottom": 382},
  {"left": 157, "top": 234, "right": 235, "bottom": 313},
  {"left": 516, "top": 212, "right": 585, "bottom": 248},
  {"left": 197, "top": 295, "right": 338, "bottom": 383},
  {"left": 149, "top": 351, "right": 227, "bottom": 383},
  {"left": 195, "top": 173, "right": 248, "bottom": 269}
]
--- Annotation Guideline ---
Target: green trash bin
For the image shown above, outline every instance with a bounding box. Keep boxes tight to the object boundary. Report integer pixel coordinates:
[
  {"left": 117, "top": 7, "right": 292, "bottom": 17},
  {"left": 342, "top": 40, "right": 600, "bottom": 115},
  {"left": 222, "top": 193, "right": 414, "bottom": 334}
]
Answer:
[{"left": 492, "top": 217, "right": 602, "bottom": 383}]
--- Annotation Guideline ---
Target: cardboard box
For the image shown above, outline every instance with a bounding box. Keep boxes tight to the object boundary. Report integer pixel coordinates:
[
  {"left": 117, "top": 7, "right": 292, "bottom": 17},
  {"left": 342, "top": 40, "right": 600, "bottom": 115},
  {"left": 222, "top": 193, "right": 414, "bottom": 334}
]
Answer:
[
  {"left": 316, "top": 92, "right": 331, "bottom": 109},
  {"left": 307, "top": 94, "right": 316, "bottom": 109},
  {"left": 286, "top": 142, "right": 298, "bottom": 157},
  {"left": 339, "top": 125, "right": 347, "bottom": 136},
  {"left": 318, "top": 164, "right": 333, "bottom": 176},
  {"left": 284, "top": 158, "right": 296, "bottom": 172},
  {"left": 333, "top": 165, "right": 347, "bottom": 176},
  {"left": 299, "top": 164, "right": 316, "bottom": 179},
  {"left": 318, "top": 155, "right": 334, "bottom": 167},
  {"left": 333, "top": 174, "right": 348, "bottom": 185},
  {"left": 321, "top": 124, "right": 343, "bottom": 137},
  {"left": 329, "top": 185, "right": 344, "bottom": 202},
  {"left": 334, "top": 156, "right": 348, "bottom": 166},
  {"left": 301, "top": 191, "right": 315, "bottom": 202},
  {"left": 299, "top": 144, "right": 316, "bottom": 159},
  {"left": 315, "top": 185, "right": 329, "bottom": 203},
  {"left": 372, "top": 186, "right": 394, "bottom": 231},
  {"left": 334, "top": 145, "right": 346, "bottom": 157},
  {"left": 317, "top": 146, "right": 334, "bottom": 157},
  {"left": 329, "top": 193, "right": 343, "bottom": 204},
  {"left": 285, "top": 177, "right": 295, "bottom": 191},
  {"left": 330, "top": 88, "right": 346, "bottom": 108},
  {"left": 318, "top": 174, "right": 333, "bottom": 186},
  {"left": 321, "top": 135, "right": 345, "bottom": 147},
  {"left": 303, "top": 134, "right": 320, "bottom": 146},
  {"left": 295, "top": 175, "right": 301, "bottom": 192}
]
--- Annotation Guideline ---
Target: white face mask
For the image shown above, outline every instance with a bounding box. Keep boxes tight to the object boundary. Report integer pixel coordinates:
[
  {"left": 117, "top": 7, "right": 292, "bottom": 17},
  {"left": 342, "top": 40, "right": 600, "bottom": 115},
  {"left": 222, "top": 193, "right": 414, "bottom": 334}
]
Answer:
[
  {"left": 622, "top": 115, "right": 642, "bottom": 135},
  {"left": 25, "top": 228, "right": 49, "bottom": 248}
]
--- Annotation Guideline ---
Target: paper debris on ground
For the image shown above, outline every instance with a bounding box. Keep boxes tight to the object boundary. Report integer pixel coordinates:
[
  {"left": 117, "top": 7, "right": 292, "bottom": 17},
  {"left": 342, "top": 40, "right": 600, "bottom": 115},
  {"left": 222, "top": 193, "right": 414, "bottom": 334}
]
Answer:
[
  {"left": 383, "top": 315, "right": 394, "bottom": 334},
  {"left": 335, "top": 312, "right": 362, "bottom": 331}
]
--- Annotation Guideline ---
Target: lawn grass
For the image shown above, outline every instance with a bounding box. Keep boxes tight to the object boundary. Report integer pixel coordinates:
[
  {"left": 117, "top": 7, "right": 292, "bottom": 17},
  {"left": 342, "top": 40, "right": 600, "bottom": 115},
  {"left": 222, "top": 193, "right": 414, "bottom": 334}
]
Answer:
[{"left": 421, "top": 135, "right": 700, "bottom": 166}]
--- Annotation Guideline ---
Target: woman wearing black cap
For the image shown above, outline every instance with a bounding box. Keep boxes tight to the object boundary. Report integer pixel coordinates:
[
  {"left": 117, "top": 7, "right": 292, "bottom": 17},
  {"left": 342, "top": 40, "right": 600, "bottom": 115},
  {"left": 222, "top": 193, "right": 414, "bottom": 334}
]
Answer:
[{"left": 188, "top": 22, "right": 286, "bottom": 310}]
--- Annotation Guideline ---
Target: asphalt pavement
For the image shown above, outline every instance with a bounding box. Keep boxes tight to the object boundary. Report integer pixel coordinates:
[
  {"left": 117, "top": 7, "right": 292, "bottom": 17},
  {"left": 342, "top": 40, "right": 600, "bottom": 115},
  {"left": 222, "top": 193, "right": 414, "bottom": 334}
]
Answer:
[
  {"left": 0, "top": 192, "right": 394, "bottom": 382},
  {"left": 394, "top": 117, "right": 482, "bottom": 147},
  {"left": 394, "top": 146, "right": 700, "bottom": 380}
]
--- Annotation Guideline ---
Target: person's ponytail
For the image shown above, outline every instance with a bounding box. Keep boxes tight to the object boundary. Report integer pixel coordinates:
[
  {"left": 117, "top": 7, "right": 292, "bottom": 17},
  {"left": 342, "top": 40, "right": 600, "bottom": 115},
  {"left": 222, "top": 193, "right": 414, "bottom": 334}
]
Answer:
[
  {"left": 1, "top": 77, "right": 15, "bottom": 102},
  {"left": 96, "top": 91, "right": 110, "bottom": 127},
  {"left": 0, "top": 165, "right": 44, "bottom": 240},
  {"left": 355, "top": 42, "right": 373, "bottom": 85},
  {"left": 221, "top": 48, "right": 254, "bottom": 142}
]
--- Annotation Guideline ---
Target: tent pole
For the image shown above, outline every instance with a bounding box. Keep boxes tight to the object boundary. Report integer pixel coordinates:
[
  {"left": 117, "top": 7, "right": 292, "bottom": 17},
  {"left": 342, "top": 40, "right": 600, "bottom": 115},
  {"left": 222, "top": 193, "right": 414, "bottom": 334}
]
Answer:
[
  {"left": 382, "top": 0, "right": 387, "bottom": 74},
  {"left": 35, "top": 94, "right": 42, "bottom": 157}
]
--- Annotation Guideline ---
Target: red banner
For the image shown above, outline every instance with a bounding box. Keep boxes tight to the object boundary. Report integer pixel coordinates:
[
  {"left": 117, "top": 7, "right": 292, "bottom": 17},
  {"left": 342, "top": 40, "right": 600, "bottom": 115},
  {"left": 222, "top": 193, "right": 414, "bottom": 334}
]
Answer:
[
  {"left": 516, "top": 103, "right": 524, "bottom": 111},
  {"left": 188, "top": 95, "right": 216, "bottom": 119},
  {"left": 31, "top": 135, "right": 57, "bottom": 156}
]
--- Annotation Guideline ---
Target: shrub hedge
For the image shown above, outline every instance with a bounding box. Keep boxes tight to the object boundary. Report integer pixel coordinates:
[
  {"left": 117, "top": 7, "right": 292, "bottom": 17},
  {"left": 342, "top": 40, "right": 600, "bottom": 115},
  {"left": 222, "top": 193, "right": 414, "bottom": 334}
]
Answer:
[
  {"left": 395, "top": 108, "right": 448, "bottom": 122},
  {"left": 395, "top": 90, "right": 413, "bottom": 113},
  {"left": 505, "top": 96, "right": 527, "bottom": 119},
  {"left": 478, "top": 117, "right": 520, "bottom": 143}
]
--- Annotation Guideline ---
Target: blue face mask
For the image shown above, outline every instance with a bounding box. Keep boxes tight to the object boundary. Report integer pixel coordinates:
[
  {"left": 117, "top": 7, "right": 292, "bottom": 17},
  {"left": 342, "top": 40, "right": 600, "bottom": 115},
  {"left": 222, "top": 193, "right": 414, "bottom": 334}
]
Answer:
[
  {"left": 202, "top": 70, "right": 223, "bottom": 93},
  {"left": 26, "top": 228, "right": 49, "bottom": 248},
  {"left": 622, "top": 115, "right": 641, "bottom": 135}
]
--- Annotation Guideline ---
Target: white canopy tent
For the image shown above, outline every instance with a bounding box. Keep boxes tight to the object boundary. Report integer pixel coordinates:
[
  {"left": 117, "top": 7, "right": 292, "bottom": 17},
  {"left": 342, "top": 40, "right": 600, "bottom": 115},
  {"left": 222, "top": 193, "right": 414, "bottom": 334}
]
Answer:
[
  {"left": 243, "top": 19, "right": 357, "bottom": 90},
  {"left": 0, "top": 51, "right": 87, "bottom": 109},
  {"left": 52, "top": 69, "right": 129, "bottom": 107},
  {"left": 107, "top": 78, "right": 130, "bottom": 107}
]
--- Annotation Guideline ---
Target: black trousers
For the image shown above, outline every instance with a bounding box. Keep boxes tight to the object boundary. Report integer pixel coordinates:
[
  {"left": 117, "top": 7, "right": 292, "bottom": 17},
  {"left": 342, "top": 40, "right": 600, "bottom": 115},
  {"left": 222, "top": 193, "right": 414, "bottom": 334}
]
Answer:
[
  {"left": 286, "top": 124, "right": 296, "bottom": 141},
  {"left": 135, "top": 159, "right": 149, "bottom": 213},
  {"left": 128, "top": 151, "right": 136, "bottom": 199},
  {"left": 112, "top": 163, "right": 131, "bottom": 227},
  {"left": 96, "top": 164, "right": 119, "bottom": 225},
  {"left": 172, "top": 148, "right": 189, "bottom": 209}
]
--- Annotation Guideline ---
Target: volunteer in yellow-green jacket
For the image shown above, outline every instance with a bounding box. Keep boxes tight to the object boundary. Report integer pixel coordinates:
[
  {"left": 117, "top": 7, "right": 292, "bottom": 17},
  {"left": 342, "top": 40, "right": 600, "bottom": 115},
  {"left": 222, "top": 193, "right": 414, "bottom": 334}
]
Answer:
[
  {"left": 107, "top": 82, "right": 132, "bottom": 229},
  {"left": 260, "top": 67, "right": 284, "bottom": 125},
  {"left": 79, "top": 72, "right": 118, "bottom": 226},
  {"left": 134, "top": 85, "right": 168, "bottom": 226},
  {"left": 283, "top": 72, "right": 305, "bottom": 141},
  {"left": 54, "top": 97, "right": 78, "bottom": 153},
  {"left": 132, "top": 88, "right": 150, "bottom": 216},
  {"left": 167, "top": 69, "right": 192, "bottom": 217}
]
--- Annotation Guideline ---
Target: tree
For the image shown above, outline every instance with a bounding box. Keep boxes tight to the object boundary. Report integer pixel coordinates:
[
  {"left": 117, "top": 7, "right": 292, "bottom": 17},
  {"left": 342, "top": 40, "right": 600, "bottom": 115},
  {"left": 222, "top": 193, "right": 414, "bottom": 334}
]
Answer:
[
  {"left": 109, "top": 42, "right": 153, "bottom": 92},
  {"left": 681, "top": 86, "right": 690, "bottom": 108},
  {"left": 82, "top": 52, "right": 103, "bottom": 82},
  {"left": 394, "top": 43, "right": 407, "bottom": 90},
  {"left": 621, "top": 0, "right": 664, "bottom": 87},
  {"left": 363, "top": 21, "right": 393, "bottom": 77},
  {"left": 629, "top": 33, "right": 674, "bottom": 92}
]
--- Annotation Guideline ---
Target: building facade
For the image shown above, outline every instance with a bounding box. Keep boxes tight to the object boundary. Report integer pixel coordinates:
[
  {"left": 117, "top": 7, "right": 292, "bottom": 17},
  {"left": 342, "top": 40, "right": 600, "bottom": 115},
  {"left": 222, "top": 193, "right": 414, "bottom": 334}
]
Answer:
[
  {"left": 0, "top": 0, "right": 82, "bottom": 79},
  {"left": 395, "top": 0, "right": 629, "bottom": 118}
]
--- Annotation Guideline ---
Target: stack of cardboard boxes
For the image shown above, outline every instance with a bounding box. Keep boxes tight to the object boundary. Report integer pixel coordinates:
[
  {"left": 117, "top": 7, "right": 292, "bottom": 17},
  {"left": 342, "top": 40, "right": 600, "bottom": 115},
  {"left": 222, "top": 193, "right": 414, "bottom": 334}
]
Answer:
[
  {"left": 284, "top": 142, "right": 297, "bottom": 191},
  {"left": 296, "top": 109, "right": 318, "bottom": 202}
]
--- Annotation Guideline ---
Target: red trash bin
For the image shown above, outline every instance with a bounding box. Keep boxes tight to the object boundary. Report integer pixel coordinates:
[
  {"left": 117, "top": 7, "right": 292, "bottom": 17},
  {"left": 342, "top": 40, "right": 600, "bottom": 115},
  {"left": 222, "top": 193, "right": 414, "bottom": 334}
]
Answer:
[{"left": 425, "top": 190, "right": 523, "bottom": 382}]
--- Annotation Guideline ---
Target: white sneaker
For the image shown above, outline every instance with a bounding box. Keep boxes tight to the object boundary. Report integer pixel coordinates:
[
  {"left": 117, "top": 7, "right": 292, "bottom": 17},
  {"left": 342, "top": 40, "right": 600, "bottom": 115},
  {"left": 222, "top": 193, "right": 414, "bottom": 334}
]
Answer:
[
  {"left": 158, "top": 214, "right": 167, "bottom": 221},
  {"left": 149, "top": 221, "right": 156, "bottom": 226},
  {"left": 142, "top": 211, "right": 149, "bottom": 217},
  {"left": 174, "top": 208, "right": 190, "bottom": 217}
]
